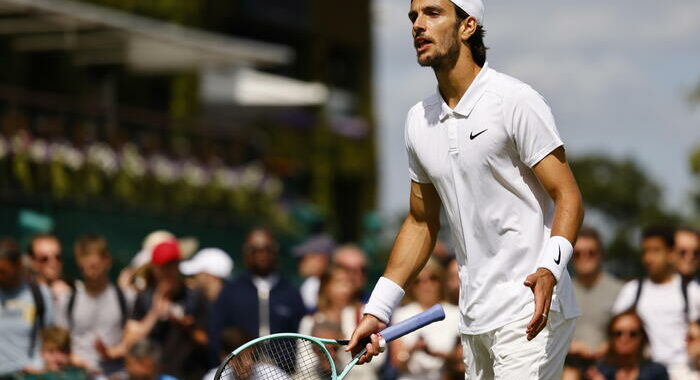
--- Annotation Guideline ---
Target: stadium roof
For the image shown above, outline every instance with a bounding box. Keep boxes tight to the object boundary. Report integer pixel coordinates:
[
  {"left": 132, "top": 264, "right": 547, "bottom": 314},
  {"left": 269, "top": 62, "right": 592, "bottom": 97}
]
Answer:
[{"left": 0, "top": 0, "right": 294, "bottom": 71}]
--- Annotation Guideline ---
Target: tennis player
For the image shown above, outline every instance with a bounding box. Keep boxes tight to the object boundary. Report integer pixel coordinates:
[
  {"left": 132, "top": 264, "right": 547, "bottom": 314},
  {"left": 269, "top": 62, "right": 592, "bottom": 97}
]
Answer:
[{"left": 347, "top": 0, "right": 583, "bottom": 378}]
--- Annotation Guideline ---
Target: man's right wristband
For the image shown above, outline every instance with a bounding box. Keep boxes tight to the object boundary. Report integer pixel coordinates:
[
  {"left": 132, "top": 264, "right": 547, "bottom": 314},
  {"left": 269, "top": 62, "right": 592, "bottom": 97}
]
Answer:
[{"left": 363, "top": 277, "right": 405, "bottom": 324}]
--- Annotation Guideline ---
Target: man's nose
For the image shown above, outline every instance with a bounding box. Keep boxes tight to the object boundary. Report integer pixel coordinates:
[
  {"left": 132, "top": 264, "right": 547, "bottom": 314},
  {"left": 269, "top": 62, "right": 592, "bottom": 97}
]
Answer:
[{"left": 412, "top": 15, "right": 426, "bottom": 35}]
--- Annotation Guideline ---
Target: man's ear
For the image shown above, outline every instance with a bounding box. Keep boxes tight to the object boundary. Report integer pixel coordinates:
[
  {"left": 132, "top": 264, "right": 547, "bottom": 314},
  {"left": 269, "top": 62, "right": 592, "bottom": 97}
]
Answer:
[{"left": 460, "top": 16, "right": 478, "bottom": 42}]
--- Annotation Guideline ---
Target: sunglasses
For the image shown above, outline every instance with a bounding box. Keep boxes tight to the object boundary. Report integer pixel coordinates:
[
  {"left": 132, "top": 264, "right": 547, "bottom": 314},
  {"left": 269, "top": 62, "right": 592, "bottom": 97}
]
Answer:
[
  {"left": 678, "top": 249, "right": 700, "bottom": 258},
  {"left": 35, "top": 254, "right": 62, "bottom": 264},
  {"left": 415, "top": 274, "right": 440, "bottom": 284},
  {"left": 612, "top": 329, "right": 641, "bottom": 339}
]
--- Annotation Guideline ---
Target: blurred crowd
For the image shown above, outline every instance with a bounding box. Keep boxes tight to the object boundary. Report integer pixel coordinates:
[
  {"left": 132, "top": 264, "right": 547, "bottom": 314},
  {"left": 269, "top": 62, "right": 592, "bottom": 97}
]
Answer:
[{"left": 0, "top": 224, "right": 699, "bottom": 380}]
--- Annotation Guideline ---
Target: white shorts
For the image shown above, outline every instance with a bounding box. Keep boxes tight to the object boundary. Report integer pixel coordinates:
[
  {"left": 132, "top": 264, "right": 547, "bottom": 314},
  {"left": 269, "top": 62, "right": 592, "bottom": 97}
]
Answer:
[{"left": 461, "top": 308, "right": 576, "bottom": 380}]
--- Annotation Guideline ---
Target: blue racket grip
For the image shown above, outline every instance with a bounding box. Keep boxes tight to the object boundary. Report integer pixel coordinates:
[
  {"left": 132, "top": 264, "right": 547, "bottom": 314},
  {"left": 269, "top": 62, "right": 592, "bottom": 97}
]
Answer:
[{"left": 379, "top": 304, "right": 445, "bottom": 342}]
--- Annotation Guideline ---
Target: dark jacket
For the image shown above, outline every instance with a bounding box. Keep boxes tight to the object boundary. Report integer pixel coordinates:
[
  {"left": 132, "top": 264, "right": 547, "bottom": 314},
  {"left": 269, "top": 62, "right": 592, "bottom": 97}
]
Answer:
[
  {"left": 596, "top": 361, "right": 669, "bottom": 380},
  {"left": 207, "top": 273, "right": 306, "bottom": 359}
]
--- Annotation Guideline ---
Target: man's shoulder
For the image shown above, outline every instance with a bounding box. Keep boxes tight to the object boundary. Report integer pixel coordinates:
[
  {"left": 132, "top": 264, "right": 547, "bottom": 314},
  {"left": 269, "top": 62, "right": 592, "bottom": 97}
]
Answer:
[
  {"left": 406, "top": 93, "right": 441, "bottom": 119},
  {"left": 485, "top": 68, "right": 544, "bottom": 106}
]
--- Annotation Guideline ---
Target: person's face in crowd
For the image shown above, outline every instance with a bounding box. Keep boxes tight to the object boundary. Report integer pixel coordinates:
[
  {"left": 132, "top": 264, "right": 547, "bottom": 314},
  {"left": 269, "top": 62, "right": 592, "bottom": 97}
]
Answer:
[
  {"left": 573, "top": 236, "right": 602, "bottom": 276},
  {"left": 244, "top": 230, "right": 277, "bottom": 277},
  {"left": 642, "top": 236, "right": 674, "bottom": 281},
  {"left": 152, "top": 261, "right": 181, "bottom": 297},
  {"left": 413, "top": 267, "right": 441, "bottom": 306},
  {"left": 77, "top": 251, "right": 111, "bottom": 283},
  {"left": 334, "top": 248, "right": 367, "bottom": 296},
  {"left": 326, "top": 269, "right": 354, "bottom": 309},
  {"left": 125, "top": 356, "right": 158, "bottom": 380},
  {"left": 409, "top": 0, "right": 467, "bottom": 69},
  {"left": 299, "top": 252, "right": 329, "bottom": 278},
  {"left": 674, "top": 230, "right": 700, "bottom": 277},
  {"left": 0, "top": 258, "right": 23, "bottom": 290},
  {"left": 446, "top": 258, "right": 460, "bottom": 304},
  {"left": 610, "top": 314, "right": 643, "bottom": 357},
  {"left": 31, "top": 237, "right": 62, "bottom": 283},
  {"left": 41, "top": 345, "right": 70, "bottom": 372}
]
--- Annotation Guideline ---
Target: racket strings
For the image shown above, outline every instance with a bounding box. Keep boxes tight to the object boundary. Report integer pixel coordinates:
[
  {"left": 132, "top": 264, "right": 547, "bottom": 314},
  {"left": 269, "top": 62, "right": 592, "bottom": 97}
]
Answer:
[{"left": 219, "top": 337, "right": 335, "bottom": 380}]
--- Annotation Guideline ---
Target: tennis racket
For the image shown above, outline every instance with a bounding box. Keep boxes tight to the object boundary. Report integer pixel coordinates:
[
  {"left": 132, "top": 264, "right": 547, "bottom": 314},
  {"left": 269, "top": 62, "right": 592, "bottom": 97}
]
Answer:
[{"left": 213, "top": 303, "right": 445, "bottom": 380}]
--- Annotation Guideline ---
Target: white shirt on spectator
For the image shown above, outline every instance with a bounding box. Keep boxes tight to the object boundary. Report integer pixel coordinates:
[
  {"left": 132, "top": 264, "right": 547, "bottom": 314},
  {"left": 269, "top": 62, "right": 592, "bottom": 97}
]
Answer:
[
  {"left": 612, "top": 274, "right": 700, "bottom": 369},
  {"left": 391, "top": 302, "right": 460, "bottom": 380}
]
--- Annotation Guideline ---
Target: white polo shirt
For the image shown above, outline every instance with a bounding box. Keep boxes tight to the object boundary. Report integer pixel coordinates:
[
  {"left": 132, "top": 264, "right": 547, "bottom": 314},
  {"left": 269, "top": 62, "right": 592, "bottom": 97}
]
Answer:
[{"left": 405, "top": 62, "right": 579, "bottom": 335}]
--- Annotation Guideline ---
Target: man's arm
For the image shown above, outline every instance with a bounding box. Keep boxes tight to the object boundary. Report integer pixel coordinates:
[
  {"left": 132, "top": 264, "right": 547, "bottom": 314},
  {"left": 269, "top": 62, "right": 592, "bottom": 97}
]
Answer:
[
  {"left": 524, "top": 146, "right": 583, "bottom": 340},
  {"left": 346, "top": 181, "right": 442, "bottom": 363}
]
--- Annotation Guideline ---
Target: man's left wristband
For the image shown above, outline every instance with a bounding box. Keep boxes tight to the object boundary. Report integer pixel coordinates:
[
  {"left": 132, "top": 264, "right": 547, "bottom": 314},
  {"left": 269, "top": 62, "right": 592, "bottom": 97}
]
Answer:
[{"left": 363, "top": 277, "right": 405, "bottom": 324}]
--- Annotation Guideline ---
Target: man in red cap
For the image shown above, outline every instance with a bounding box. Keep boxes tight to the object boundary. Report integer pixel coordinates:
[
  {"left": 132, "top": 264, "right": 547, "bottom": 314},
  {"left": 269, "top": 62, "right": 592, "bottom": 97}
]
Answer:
[{"left": 106, "top": 240, "right": 210, "bottom": 380}]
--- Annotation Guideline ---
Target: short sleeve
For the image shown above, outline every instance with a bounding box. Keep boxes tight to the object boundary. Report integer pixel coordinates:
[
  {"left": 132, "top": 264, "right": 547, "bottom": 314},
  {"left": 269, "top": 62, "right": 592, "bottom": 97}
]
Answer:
[
  {"left": 404, "top": 111, "right": 431, "bottom": 183},
  {"left": 505, "top": 86, "right": 563, "bottom": 168}
]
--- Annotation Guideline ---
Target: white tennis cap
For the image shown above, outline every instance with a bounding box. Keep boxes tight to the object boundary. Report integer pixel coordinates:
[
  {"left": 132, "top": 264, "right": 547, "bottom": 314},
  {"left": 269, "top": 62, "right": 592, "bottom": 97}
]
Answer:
[
  {"left": 450, "top": 0, "right": 484, "bottom": 25},
  {"left": 179, "top": 248, "right": 233, "bottom": 279}
]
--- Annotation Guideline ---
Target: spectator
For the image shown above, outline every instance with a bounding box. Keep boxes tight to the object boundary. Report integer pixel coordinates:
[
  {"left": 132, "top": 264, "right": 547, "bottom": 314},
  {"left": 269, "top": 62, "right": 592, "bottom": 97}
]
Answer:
[
  {"left": 587, "top": 311, "right": 668, "bottom": 380},
  {"left": 0, "top": 242, "right": 54, "bottom": 377},
  {"left": 431, "top": 240, "right": 452, "bottom": 267},
  {"left": 120, "top": 340, "right": 178, "bottom": 380},
  {"left": 28, "top": 234, "right": 71, "bottom": 302},
  {"left": 293, "top": 235, "right": 335, "bottom": 312},
  {"left": 687, "top": 320, "right": 700, "bottom": 376},
  {"left": 298, "top": 265, "right": 383, "bottom": 380},
  {"left": 116, "top": 240, "right": 209, "bottom": 380},
  {"left": 564, "top": 227, "right": 623, "bottom": 379},
  {"left": 55, "top": 235, "right": 134, "bottom": 376},
  {"left": 332, "top": 245, "right": 368, "bottom": 303},
  {"left": 389, "top": 258, "right": 459, "bottom": 380},
  {"left": 201, "top": 328, "right": 250, "bottom": 380},
  {"left": 208, "top": 228, "right": 305, "bottom": 355},
  {"left": 444, "top": 257, "right": 459, "bottom": 306},
  {"left": 179, "top": 248, "right": 233, "bottom": 303},
  {"left": 673, "top": 227, "right": 700, "bottom": 280},
  {"left": 612, "top": 225, "right": 700, "bottom": 380},
  {"left": 17, "top": 326, "right": 89, "bottom": 380}
]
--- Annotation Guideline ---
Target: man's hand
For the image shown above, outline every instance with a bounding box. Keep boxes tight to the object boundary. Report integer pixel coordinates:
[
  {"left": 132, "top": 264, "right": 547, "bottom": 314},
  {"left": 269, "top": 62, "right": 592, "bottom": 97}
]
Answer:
[
  {"left": 345, "top": 314, "right": 386, "bottom": 364},
  {"left": 523, "top": 268, "right": 557, "bottom": 341}
]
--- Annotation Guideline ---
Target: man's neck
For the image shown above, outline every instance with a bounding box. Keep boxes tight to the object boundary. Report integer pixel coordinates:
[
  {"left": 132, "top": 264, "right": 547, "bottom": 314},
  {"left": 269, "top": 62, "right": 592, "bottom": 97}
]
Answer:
[
  {"left": 576, "top": 270, "right": 602, "bottom": 289},
  {"left": 83, "top": 277, "right": 109, "bottom": 296},
  {"left": 434, "top": 56, "right": 482, "bottom": 109},
  {"left": 206, "top": 279, "right": 223, "bottom": 301},
  {"left": 649, "top": 270, "right": 675, "bottom": 284}
]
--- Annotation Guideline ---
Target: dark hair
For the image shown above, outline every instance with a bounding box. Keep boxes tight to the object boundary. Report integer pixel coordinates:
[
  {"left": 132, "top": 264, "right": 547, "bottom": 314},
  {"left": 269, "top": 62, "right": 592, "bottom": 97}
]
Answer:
[
  {"left": 27, "top": 233, "right": 59, "bottom": 258},
  {"left": 220, "top": 328, "right": 251, "bottom": 354},
  {"left": 0, "top": 240, "right": 22, "bottom": 264},
  {"left": 578, "top": 226, "right": 603, "bottom": 249},
  {"left": 74, "top": 234, "right": 110, "bottom": 260},
  {"left": 454, "top": 5, "right": 488, "bottom": 67},
  {"left": 603, "top": 310, "right": 649, "bottom": 366},
  {"left": 128, "top": 340, "right": 161, "bottom": 362},
  {"left": 642, "top": 225, "right": 675, "bottom": 249}
]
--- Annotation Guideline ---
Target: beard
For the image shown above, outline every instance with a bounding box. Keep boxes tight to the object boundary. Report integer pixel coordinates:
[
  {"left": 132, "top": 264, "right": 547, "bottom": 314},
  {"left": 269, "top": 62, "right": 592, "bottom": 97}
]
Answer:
[{"left": 417, "top": 32, "right": 461, "bottom": 70}]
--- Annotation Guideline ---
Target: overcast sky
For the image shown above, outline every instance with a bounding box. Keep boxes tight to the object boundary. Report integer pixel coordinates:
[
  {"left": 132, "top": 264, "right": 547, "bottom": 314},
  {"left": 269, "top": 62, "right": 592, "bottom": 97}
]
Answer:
[{"left": 373, "top": 0, "right": 700, "bottom": 220}]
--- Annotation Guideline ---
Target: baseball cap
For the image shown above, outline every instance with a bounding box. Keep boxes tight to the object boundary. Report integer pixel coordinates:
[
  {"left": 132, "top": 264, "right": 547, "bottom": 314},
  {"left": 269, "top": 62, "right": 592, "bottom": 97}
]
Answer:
[
  {"left": 179, "top": 248, "right": 233, "bottom": 279},
  {"left": 151, "top": 240, "right": 181, "bottom": 266},
  {"left": 450, "top": 0, "right": 484, "bottom": 25},
  {"left": 292, "top": 235, "right": 336, "bottom": 258},
  {"left": 130, "top": 230, "right": 199, "bottom": 268}
]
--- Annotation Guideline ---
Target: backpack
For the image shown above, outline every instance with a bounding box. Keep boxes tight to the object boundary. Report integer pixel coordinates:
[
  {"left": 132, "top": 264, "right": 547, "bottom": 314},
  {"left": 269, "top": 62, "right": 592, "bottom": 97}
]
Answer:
[
  {"left": 631, "top": 276, "right": 692, "bottom": 321},
  {"left": 28, "top": 282, "right": 45, "bottom": 358},
  {"left": 66, "top": 283, "right": 128, "bottom": 329}
]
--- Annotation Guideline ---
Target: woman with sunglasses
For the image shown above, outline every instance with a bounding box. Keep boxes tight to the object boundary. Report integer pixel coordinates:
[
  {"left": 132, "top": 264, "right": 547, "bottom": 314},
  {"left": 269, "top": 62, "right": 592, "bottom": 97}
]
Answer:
[
  {"left": 389, "top": 258, "right": 459, "bottom": 380},
  {"left": 587, "top": 310, "right": 668, "bottom": 380}
]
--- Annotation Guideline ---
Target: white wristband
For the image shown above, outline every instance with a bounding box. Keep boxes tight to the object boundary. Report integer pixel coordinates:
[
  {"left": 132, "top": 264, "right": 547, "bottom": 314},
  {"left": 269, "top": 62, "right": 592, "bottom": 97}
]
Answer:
[
  {"left": 536, "top": 236, "right": 573, "bottom": 283},
  {"left": 363, "top": 277, "right": 405, "bottom": 324}
]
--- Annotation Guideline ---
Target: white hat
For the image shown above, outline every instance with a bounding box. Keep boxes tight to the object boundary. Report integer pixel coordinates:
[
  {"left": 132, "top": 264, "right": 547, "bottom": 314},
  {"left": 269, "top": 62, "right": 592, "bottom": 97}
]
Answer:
[
  {"left": 179, "top": 248, "right": 233, "bottom": 279},
  {"left": 450, "top": 0, "right": 484, "bottom": 24}
]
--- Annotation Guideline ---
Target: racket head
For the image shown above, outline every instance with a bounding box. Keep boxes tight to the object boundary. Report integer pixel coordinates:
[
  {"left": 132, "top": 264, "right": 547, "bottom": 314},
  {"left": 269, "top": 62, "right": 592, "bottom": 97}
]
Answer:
[{"left": 214, "top": 333, "right": 343, "bottom": 380}]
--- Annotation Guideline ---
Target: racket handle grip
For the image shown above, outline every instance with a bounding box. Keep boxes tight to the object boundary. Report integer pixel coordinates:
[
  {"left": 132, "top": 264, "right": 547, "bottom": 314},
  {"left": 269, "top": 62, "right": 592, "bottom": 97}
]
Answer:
[{"left": 380, "top": 304, "right": 445, "bottom": 342}]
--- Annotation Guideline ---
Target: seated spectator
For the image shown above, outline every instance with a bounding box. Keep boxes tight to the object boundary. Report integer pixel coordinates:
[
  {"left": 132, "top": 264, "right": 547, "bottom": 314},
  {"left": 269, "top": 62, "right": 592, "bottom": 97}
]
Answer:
[
  {"left": 293, "top": 235, "right": 335, "bottom": 312},
  {"left": 612, "top": 225, "right": 700, "bottom": 380},
  {"left": 28, "top": 234, "right": 71, "bottom": 302},
  {"left": 114, "top": 241, "right": 209, "bottom": 380},
  {"left": 17, "top": 326, "right": 88, "bottom": 380},
  {"left": 389, "top": 258, "right": 460, "bottom": 380},
  {"left": 332, "top": 245, "right": 368, "bottom": 303},
  {"left": 55, "top": 235, "right": 134, "bottom": 376},
  {"left": 587, "top": 311, "right": 668, "bottom": 380},
  {"left": 0, "top": 242, "right": 54, "bottom": 377},
  {"left": 208, "top": 228, "right": 306, "bottom": 353},
  {"left": 179, "top": 248, "right": 233, "bottom": 304},
  {"left": 119, "top": 340, "right": 178, "bottom": 380},
  {"left": 564, "top": 227, "right": 623, "bottom": 379},
  {"left": 673, "top": 227, "right": 700, "bottom": 281}
]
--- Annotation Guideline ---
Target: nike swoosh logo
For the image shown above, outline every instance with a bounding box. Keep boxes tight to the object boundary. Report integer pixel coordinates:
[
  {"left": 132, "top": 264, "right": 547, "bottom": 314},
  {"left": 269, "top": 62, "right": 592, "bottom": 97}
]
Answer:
[
  {"left": 469, "top": 129, "right": 488, "bottom": 140},
  {"left": 554, "top": 246, "right": 561, "bottom": 265}
]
